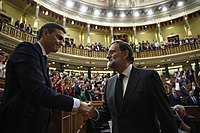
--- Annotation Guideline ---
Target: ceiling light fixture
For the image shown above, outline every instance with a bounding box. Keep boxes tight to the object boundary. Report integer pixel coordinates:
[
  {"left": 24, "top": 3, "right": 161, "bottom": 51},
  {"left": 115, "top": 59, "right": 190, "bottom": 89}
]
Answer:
[
  {"left": 162, "top": 7, "right": 168, "bottom": 12},
  {"left": 133, "top": 11, "right": 139, "bottom": 17},
  {"left": 120, "top": 13, "right": 126, "bottom": 17},
  {"left": 177, "top": 1, "right": 184, "bottom": 7},
  {"left": 80, "top": 5, "right": 87, "bottom": 13},
  {"left": 94, "top": 10, "right": 100, "bottom": 16},
  {"left": 107, "top": 12, "right": 113, "bottom": 17},
  {"left": 66, "top": 0, "right": 74, "bottom": 8},
  {"left": 147, "top": 9, "right": 153, "bottom": 15}
]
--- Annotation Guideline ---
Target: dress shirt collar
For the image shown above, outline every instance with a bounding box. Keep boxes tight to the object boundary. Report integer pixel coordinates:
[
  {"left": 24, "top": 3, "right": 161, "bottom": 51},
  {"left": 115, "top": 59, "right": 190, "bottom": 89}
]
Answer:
[
  {"left": 37, "top": 41, "right": 47, "bottom": 56},
  {"left": 118, "top": 64, "right": 132, "bottom": 78}
]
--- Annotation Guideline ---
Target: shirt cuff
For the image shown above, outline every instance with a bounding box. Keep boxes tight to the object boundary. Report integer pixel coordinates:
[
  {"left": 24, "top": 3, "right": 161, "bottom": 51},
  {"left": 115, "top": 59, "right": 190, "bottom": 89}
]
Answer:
[{"left": 72, "top": 98, "right": 80, "bottom": 112}]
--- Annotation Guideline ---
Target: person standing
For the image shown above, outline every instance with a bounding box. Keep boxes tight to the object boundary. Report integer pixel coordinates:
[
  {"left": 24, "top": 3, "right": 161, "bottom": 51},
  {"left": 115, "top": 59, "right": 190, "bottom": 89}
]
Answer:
[
  {"left": 0, "top": 22, "right": 93, "bottom": 133},
  {"left": 87, "top": 40, "right": 178, "bottom": 133}
]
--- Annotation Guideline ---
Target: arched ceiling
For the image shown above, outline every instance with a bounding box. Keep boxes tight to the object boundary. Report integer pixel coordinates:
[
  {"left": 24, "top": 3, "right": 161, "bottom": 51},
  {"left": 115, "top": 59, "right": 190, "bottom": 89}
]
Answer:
[{"left": 35, "top": 0, "right": 200, "bottom": 26}]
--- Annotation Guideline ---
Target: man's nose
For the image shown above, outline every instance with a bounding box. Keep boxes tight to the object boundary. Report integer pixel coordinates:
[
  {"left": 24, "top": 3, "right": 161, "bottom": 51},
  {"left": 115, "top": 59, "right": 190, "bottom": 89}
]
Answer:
[{"left": 106, "top": 54, "right": 111, "bottom": 59}]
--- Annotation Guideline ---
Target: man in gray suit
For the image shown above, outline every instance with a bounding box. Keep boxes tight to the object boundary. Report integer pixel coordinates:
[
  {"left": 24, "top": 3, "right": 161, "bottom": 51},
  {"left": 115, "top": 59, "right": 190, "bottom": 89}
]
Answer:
[{"left": 87, "top": 40, "right": 178, "bottom": 133}]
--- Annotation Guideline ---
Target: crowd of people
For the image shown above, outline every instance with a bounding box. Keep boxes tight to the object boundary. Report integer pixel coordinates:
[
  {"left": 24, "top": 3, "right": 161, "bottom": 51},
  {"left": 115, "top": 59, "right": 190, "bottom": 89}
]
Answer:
[
  {"left": 63, "top": 35, "right": 200, "bottom": 53},
  {"left": 162, "top": 69, "right": 200, "bottom": 108},
  {"left": 14, "top": 19, "right": 33, "bottom": 34},
  {"left": 49, "top": 70, "right": 108, "bottom": 101},
  {"left": 3, "top": 19, "right": 200, "bottom": 55},
  {"left": 0, "top": 21, "right": 199, "bottom": 132}
]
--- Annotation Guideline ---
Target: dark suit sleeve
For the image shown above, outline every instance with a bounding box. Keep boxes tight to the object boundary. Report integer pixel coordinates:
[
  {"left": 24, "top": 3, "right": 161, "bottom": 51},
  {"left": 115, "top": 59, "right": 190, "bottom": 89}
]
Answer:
[
  {"left": 149, "top": 71, "right": 178, "bottom": 133},
  {"left": 11, "top": 44, "right": 73, "bottom": 111},
  {"left": 98, "top": 81, "right": 111, "bottom": 123}
]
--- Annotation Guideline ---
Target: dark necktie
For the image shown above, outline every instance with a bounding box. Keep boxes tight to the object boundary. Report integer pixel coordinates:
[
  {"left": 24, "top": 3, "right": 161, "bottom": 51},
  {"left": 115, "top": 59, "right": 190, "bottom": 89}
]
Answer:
[
  {"left": 43, "top": 55, "right": 50, "bottom": 80},
  {"left": 115, "top": 74, "right": 125, "bottom": 111}
]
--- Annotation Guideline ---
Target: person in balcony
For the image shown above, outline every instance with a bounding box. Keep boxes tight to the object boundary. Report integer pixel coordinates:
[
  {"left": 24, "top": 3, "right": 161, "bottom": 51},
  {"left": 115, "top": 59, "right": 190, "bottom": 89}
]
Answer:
[
  {"left": 14, "top": 19, "right": 20, "bottom": 29},
  {"left": 26, "top": 24, "right": 32, "bottom": 34},
  {"left": 19, "top": 20, "right": 26, "bottom": 31}
]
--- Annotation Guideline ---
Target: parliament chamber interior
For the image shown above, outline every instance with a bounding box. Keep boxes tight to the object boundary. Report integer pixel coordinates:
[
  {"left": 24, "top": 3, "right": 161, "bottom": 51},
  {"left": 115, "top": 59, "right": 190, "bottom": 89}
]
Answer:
[{"left": 0, "top": 0, "right": 200, "bottom": 133}]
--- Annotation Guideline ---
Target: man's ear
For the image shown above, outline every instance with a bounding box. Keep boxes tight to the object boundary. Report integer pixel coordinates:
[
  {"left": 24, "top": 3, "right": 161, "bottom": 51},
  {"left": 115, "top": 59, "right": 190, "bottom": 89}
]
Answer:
[
  {"left": 42, "top": 29, "right": 49, "bottom": 39},
  {"left": 123, "top": 50, "right": 129, "bottom": 59}
]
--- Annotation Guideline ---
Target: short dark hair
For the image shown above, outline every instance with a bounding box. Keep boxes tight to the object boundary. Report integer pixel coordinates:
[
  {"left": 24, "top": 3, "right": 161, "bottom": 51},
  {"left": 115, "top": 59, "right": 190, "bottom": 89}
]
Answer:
[
  {"left": 110, "top": 40, "right": 134, "bottom": 63},
  {"left": 37, "top": 22, "right": 66, "bottom": 40}
]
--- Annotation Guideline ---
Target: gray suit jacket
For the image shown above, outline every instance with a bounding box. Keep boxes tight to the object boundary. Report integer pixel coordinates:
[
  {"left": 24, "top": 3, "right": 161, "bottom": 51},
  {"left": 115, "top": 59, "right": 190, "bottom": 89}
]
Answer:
[{"left": 99, "top": 67, "right": 178, "bottom": 133}]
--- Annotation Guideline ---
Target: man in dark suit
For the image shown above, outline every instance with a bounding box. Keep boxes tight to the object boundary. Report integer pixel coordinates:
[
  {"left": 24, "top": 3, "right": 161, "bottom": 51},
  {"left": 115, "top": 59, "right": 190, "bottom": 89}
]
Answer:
[
  {"left": 87, "top": 40, "right": 178, "bottom": 133},
  {"left": 168, "top": 87, "right": 181, "bottom": 106},
  {"left": 186, "top": 91, "right": 198, "bottom": 106},
  {"left": 0, "top": 22, "right": 93, "bottom": 133}
]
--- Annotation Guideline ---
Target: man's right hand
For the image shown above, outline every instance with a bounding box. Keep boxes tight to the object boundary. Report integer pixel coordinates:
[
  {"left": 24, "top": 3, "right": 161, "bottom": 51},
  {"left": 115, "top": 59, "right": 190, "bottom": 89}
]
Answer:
[{"left": 79, "top": 101, "right": 94, "bottom": 121}]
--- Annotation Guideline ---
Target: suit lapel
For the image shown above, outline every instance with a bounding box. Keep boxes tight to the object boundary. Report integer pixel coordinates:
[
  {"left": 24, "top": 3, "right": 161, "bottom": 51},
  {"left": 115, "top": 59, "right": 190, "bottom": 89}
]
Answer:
[
  {"left": 107, "top": 75, "right": 119, "bottom": 115},
  {"left": 35, "top": 43, "right": 51, "bottom": 86}
]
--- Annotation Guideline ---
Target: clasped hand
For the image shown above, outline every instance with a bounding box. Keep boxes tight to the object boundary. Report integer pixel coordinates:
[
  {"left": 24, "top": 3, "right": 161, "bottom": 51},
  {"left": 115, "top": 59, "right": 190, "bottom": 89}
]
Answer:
[{"left": 79, "top": 101, "right": 95, "bottom": 121}]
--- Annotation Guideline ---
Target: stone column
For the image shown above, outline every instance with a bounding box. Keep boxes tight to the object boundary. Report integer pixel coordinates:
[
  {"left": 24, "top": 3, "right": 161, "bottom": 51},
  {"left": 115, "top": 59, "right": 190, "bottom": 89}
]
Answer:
[
  {"left": 33, "top": 3, "right": 40, "bottom": 34},
  {"left": 110, "top": 26, "right": 114, "bottom": 43},
  {"left": 63, "top": 17, "right": 66, "bottom": 29},
  {"left": 87, "top": 66, "right": 91, "bottom": 79},
  {"left": 194, "top": 59, "right": 199, "bottom": 77},
  {"left": 164, "top": 64, "right": 170, "bottom": 78},
  {"left": 157, "top": 23, "right": 163, "bottom": 43},
  {"left": 87, "top": 23, "right": 91, "bottom": 45},
  {"left": 60, "top": 63, "right": 65, "bottom": 72},
  {"left": 184, "top": 15, "right": 192, "bottom": 37},
  {"left": 133, "top": 26, "right": 138, "bottom": 45}
]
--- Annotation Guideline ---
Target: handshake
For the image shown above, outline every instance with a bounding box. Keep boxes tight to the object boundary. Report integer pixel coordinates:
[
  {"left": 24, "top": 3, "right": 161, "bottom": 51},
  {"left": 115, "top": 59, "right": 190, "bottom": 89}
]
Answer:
[{"left": 79, "top": 101, "right": 97, "bottom": 121}]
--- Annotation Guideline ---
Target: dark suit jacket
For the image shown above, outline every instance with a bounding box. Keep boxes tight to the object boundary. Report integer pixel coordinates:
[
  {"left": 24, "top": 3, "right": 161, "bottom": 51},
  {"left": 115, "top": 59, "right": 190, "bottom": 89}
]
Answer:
[
  {"left": 0, "top": 42, "right": 74, "bottom": 133},
  {"left": 186, "top": 96, "right": 198, "bottom": 106},
  {"left": 168, "top": 93, "right": 181, "bottom": 106},
  {"left": 99, "top": 67, "right": 178, "bottom": 133}
]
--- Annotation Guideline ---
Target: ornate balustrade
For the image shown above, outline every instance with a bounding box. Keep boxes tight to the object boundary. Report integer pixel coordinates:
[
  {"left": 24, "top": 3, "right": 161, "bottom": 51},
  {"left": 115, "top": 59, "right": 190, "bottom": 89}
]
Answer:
[
  {"left": 0, "top": 20, "right": 200, "bottom": 68},
  {"left": 0, "top": 21, "right": 36, "bottom": 43},
  {"left": 57, "top": 42, "right": 200, "bottom": 59}
]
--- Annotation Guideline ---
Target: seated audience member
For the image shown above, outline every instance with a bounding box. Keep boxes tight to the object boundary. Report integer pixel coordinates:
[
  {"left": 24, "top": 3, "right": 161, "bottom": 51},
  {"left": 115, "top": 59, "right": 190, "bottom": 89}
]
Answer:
[
  {"left": 173, "top": 104, "right": 199, "bottom": 133},
  {"left": 190, "top": 82, "right": 200, "bottom": 97},
  {"left": 0, "top": 51, "right": 8, "bottom": 78},
  {"left": 186, "top": 91, "right": 198, "bottom": 106},
  {"left": 180, "top": 80, "right": 191, "bottom": 97},
  {"left": 173, "top": 78, "right": 182, "bottom": 91},
  {"left": 168, "top": 87, "right": 181, "bottom": 106}
]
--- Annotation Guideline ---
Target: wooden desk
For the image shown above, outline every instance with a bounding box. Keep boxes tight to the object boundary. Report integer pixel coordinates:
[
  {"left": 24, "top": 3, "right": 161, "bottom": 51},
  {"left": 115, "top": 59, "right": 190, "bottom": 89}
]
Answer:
[{"left": 48, "top": 101, "right": 103, "bottom": 133}]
